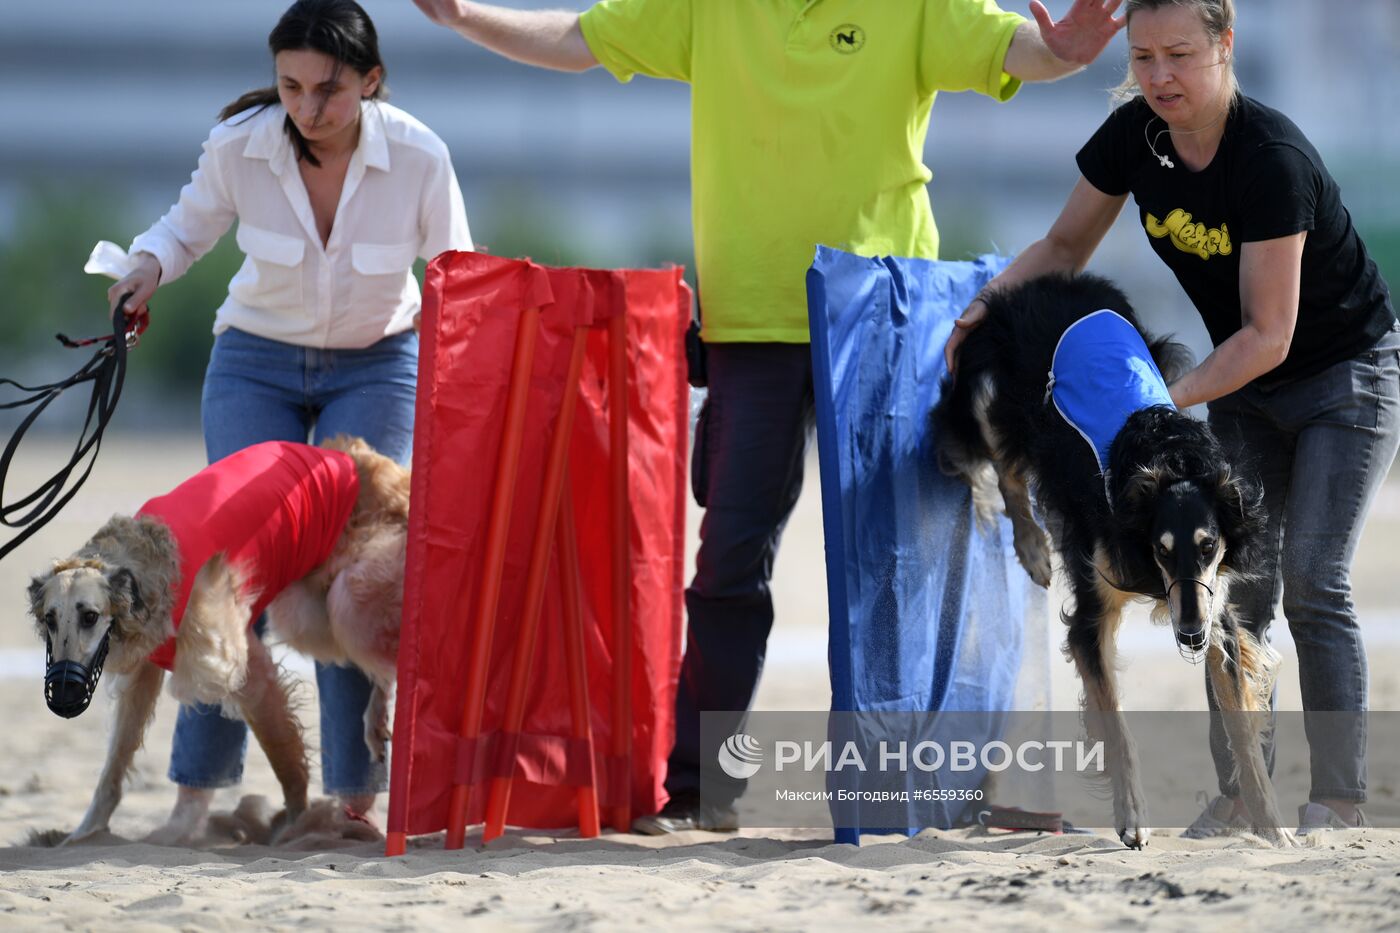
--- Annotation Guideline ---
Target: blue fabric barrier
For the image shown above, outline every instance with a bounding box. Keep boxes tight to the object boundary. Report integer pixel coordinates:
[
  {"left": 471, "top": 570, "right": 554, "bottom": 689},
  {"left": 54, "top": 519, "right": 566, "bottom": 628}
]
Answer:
[{"left": 806, "top": 246, "right": 1039, "bottom": 843}]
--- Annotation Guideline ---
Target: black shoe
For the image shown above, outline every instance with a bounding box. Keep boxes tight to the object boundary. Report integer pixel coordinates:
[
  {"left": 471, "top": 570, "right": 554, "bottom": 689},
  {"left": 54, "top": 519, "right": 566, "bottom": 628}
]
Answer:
[{"left": 631, "top": 790, "right": 739, "bottom": 835}]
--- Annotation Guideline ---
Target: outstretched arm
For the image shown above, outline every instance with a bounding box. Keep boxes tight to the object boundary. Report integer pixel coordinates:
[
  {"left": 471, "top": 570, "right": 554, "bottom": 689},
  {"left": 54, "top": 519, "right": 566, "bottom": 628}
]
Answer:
[
  {"left": 944, "top": 176, "right": 1126, "bottom": 373},
  {"left": 1003, "top": 0, "right": 1125, "bottom": 82},
  {"left": 1167, "top": 233, "right": 1305, "bottom": 408},
  {"left": 411, "top": 0, "right": 599, "bottom": 72}
]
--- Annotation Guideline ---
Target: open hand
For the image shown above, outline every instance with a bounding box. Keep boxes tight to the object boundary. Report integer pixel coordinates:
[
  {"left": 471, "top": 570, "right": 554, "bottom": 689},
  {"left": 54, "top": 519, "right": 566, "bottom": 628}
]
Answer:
[{"left": 1029, "top": 0, "right": 1126, "bottom": 66}]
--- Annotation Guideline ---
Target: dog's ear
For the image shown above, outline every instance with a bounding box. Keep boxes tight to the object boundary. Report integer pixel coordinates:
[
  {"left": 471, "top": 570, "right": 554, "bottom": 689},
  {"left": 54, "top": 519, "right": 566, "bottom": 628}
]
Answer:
[
  {"left": 1109, "top": 465, "right": 1163, "bottom": 561},
  {"left": 1214, "top": 465, "right": 1266, "bottom": 571},
  {"left": 27, "top": 574, "right": 49, "bottom": 623},
  {"left": 1115, "top": 465, "right": 1161, "bottom": 513},
  {"left": 105, "top": 566, "right": 145, "bottom": 624},
  {"left": 1145, "top": 335, "right": 1196, "bottom": 386}
]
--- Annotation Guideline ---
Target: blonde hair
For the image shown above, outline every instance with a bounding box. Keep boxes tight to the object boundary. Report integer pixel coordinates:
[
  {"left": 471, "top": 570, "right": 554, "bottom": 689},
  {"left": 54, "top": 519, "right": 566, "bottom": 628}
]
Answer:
[{"left": 1113, "top": 0, "right": 1239, "bottom": 104}]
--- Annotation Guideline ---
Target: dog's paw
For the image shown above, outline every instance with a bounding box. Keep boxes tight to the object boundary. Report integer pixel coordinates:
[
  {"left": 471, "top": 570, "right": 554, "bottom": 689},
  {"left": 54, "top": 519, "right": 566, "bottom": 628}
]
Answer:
[
  {"left": 267, "top": 803, "right": 309, "bottom": 846},
  {"left": 60, "top": 825, "right": 107, "bottom": 847},
  {"left": 1118, "top": 825, "right": 1152, "bottom": 849},
  {"left": 1013, "top": 532, "right": 1054, "bottom": 589},
  {"left": 1258, "top": 825, "right": 1298, "bottom": 848},
  {"left": 1115, "top": 789, "right": 1151, "bottom": 849}
]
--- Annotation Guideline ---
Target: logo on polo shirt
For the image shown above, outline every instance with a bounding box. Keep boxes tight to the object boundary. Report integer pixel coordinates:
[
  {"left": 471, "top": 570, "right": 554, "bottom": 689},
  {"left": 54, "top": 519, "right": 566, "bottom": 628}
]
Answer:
[{"left": 830, "top": 24, "right": 865, "bottom": 54}]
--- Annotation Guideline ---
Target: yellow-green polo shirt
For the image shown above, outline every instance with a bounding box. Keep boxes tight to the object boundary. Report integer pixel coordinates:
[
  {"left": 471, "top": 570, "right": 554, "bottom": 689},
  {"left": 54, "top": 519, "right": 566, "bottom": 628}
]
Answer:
[{"left": 579, "top": 0, "right": 1024, "bottom": 343}]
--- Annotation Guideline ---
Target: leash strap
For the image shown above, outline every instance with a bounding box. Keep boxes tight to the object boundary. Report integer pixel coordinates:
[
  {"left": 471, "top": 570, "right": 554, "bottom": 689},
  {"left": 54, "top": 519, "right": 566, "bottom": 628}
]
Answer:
[{"left": 0, "top": 297, "right": 141, "bottom": 562}]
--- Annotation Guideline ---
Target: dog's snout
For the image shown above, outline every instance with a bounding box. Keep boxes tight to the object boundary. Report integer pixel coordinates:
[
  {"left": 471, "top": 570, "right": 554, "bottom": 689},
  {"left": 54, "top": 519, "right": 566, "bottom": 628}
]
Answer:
[
  {"left": 45, "top": 661, "right": 94, "bottom": 718},
  {"left": 1174, "top": 623, "right": 1205, "bottom": 648},
  {"left": 1166, "top": 576, "right": 1214, "bottom": 657}
]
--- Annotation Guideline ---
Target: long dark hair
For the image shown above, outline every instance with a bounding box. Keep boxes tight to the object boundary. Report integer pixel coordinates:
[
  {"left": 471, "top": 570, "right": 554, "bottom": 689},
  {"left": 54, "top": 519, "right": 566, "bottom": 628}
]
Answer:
[{"left": 219, "top": 0, "right": 387, "bottom": 167}]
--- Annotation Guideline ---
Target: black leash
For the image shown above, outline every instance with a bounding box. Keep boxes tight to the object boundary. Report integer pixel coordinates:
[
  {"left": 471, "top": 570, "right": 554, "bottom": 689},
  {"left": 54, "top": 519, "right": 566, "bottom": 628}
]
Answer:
[{"left": 0, "top": 296, "right": 147, "bottom": 562}]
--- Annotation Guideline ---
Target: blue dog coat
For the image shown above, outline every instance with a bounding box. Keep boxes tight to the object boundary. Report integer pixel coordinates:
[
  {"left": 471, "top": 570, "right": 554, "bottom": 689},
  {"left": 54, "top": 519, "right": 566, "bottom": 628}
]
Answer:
[{"left": 1048, "top": 309, "right": 1175, "bottom": 474}]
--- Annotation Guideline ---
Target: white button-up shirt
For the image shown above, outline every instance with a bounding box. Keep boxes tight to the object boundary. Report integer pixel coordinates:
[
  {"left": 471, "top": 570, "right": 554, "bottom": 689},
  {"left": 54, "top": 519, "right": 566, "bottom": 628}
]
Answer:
[{"left": 131, "top": 100, "right": 472, "bottom": 349}]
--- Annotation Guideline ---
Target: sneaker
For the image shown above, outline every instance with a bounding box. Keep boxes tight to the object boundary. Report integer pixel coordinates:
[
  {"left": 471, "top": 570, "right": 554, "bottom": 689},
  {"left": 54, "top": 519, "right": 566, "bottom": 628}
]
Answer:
[
  {"left": 1297, "top": 802, "right": 1367, "bottom": 836},
  {"left": 1182, "top": 792, "right": 1249, "bottom": 839},
  {"left": 630, "top": 790, "right": 739, "bottom": 835}
]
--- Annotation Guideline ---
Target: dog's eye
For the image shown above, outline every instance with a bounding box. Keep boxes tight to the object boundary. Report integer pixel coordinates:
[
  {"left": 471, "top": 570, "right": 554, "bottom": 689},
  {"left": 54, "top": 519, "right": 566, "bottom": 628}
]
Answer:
[
  {"left": 1199, "top": 539, "right": 1217, "bottom": 556},
  {"left": 80, "top": 610, "right": 99, "bottom": 629},
  {"left": 44, "top": 611, "right": 56, "bottom": 631},
  {"left": 1155, "top": 543, "right": 1171, "bottom": 558}
]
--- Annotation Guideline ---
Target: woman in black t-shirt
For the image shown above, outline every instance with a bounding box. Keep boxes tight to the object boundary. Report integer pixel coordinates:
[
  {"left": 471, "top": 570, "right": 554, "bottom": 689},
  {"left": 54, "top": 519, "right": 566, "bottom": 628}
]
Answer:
[{"left": 945, "top": 0, "right": 1399, "bottom": 838}]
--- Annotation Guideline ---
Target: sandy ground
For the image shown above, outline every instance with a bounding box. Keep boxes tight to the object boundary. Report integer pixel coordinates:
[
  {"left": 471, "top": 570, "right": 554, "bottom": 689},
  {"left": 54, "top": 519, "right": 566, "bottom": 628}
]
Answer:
[{"left": 3, "top": 435, "right": 1400, "bottom": 930}]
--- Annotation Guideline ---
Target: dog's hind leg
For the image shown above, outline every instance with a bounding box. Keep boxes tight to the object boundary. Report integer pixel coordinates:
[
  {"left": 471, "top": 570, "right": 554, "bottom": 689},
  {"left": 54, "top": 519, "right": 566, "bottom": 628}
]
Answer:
[
  {"left": 267, "top": 579, "right": 343, "bottom": 663},
  {"left": 960, "top": 373, "right": 1052, "bottom": 586},
  {"left": 324, "top": 528, "right": 404, "bottom": 761},
  {"left": 67, "top": 661, "right": 164, "bottom": 843},
  {"left": 1066, "top": 549, "right": 1150, "bottom": 849},
  {"left": 364, "top": 682, "right": 393, "bottom": 764},
  {"left": 1207, "top": 617, "right": 1292, "bottom": 846},
  {"left": 235, "top": 633, "right": 309, "bottom": 831},
  {"left": 996, "top": 465, "right": 1053, "bottom": 588}
]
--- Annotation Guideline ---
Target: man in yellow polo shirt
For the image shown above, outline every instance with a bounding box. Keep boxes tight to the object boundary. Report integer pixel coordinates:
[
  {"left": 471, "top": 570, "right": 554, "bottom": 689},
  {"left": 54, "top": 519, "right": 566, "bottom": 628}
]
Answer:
[{"left": 413, "top": 0, "right": 1125, "bottom": 834}]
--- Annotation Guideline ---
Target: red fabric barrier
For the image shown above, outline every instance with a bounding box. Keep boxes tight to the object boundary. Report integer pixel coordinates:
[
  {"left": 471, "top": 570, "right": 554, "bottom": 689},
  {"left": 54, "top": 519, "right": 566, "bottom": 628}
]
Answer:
[{"left": 387, "top": 252, "right": 689, "bottom": 839}]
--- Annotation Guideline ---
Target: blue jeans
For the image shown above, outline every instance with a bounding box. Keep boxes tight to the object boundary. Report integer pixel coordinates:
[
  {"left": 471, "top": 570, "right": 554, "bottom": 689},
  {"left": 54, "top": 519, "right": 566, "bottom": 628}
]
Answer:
[
  {"left": 167, "top": 327, "right": 418, "bottom": 795},
  {"left": 668, "top": 343, "right": 815, "bottom": 805},
  {"left": 1205, "top": 323, "right": 1400, "bottom": 803}
]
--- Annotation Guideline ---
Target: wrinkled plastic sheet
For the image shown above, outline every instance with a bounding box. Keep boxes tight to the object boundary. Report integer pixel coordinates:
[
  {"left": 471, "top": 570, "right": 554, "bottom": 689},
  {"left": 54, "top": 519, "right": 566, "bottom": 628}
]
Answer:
[
  {"left": 806, "top": 246, "right": 1045, "bottom": 842},
  {"left": 387, "top": 251, "right": 689, "bottom": 837}
]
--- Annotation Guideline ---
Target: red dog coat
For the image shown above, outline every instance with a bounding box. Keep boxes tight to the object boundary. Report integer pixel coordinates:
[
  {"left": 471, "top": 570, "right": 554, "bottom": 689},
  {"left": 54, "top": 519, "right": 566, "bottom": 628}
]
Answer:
[{"left": 137, "top": 442, "right": 360, "bottom": 671}]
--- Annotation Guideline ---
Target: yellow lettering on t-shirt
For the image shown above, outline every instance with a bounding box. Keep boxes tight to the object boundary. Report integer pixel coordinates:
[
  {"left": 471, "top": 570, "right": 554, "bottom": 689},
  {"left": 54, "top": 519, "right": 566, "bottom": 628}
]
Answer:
[{"left": 1144, "top": 209, "right": 1233, "bottom": 261}]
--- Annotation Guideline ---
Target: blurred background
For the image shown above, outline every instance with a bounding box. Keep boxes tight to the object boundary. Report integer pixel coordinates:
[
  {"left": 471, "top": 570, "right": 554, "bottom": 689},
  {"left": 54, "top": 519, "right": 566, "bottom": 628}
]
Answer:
[{"left": 2, "top": 0, "right": 1397, "bottom": 426}]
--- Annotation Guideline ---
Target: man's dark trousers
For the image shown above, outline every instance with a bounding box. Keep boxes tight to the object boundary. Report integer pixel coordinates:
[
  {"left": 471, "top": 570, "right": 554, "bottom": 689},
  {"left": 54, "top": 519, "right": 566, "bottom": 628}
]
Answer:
[{"left": 666, "top": 342, "right": 816, "bottom": 804}]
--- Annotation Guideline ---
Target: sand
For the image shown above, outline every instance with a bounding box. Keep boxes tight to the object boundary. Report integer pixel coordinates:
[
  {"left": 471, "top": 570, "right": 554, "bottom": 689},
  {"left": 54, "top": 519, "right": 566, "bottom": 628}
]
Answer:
[{"left": 3, "top": 436, "right": 1400, "bottom": 930}]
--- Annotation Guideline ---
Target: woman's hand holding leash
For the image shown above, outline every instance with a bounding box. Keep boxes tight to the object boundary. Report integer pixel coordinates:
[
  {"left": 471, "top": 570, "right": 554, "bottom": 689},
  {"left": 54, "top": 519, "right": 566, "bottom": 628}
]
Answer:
[
  {"left": 0, "top": 294, "right": 141, "bottom": 562},
  {"left": 107, "top": 251, "right": 161, "bottom": 320}
]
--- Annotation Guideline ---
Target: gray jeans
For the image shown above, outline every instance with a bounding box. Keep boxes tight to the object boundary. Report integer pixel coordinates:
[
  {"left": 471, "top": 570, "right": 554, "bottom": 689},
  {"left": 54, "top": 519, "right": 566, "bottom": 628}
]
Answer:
[{"left": 1205, "top": 322, "right": 1400, "bottom": 802}]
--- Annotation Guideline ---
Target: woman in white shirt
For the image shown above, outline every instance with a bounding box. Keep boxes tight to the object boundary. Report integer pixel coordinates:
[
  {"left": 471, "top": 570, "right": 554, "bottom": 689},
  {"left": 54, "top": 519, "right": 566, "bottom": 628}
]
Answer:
[{"left": 108, "top": 0, "right": 472, "bottom": 844}]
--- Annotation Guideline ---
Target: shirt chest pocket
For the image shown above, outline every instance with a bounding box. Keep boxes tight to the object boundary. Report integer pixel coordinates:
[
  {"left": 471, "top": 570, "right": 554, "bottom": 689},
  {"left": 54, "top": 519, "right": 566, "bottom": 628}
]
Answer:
[
  {"left": 350, "top": 241, "right": 419, "bottom": 312},
  {"left": 235, "top": 223, "right": 305, "bottom": 308},
  {"left": 352, "top": 241, "right": 418, "bottom": 277}
]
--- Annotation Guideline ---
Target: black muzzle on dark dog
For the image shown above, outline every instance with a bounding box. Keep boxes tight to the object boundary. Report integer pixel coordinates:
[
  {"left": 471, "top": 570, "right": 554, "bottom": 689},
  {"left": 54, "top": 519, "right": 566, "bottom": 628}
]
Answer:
[{"left": 44, "top": 633, "right": 109, "bottom": 718}]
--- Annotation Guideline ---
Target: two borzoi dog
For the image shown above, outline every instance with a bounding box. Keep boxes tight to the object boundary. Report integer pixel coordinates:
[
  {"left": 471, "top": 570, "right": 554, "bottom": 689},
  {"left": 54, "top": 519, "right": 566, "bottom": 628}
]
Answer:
[
  {"left": 28, "top": 436, "right": 407, "bottom": 844},
  {"left": 937, "top": 272, "right": 1289, "bottom": 847},
  {"left": 29, "top": 273, "right": 1290, "bottom": 848}
]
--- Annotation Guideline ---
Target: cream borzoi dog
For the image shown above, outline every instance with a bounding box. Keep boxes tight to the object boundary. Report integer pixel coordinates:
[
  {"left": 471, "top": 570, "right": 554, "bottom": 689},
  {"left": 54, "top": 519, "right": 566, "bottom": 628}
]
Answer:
[{"left": 28, "top": 436, "right": 408, "bottom": 843}]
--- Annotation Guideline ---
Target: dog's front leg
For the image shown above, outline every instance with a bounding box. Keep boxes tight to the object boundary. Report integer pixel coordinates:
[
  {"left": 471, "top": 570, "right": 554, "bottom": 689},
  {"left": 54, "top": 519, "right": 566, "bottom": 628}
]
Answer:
[
  {"left": 1207, "top": 633, "right": 1293, "bottom": 847},
  {"left": 66, "top": 661, "right": 164, "bottom": 843},
  {"left": 1068, "top": 568, "right": 1150, "bottom": 848},
  {"left": 235, "top": 634, "right": 309, "bottom": 832}
]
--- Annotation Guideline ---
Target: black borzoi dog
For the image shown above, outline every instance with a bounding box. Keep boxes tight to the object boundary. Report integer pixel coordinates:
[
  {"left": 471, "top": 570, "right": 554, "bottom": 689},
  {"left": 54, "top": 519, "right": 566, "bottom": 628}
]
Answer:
[{"left": 936, "top": 272, "right": 1290, "bottom": 847}]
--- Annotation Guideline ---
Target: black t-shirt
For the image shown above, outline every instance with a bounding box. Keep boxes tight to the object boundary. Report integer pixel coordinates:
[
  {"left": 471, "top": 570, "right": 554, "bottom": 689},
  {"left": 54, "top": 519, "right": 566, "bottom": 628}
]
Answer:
[{"left": 1076, "top": 95, "right": 1394, "bottom": 385}]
